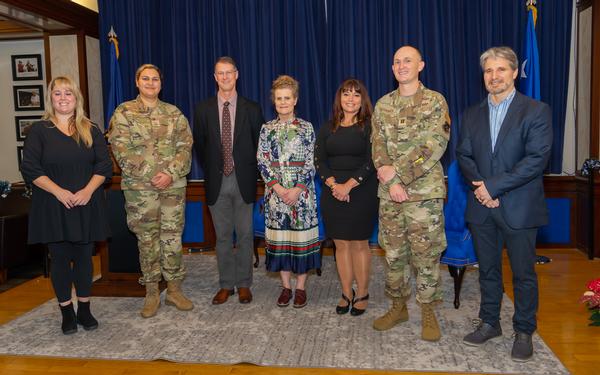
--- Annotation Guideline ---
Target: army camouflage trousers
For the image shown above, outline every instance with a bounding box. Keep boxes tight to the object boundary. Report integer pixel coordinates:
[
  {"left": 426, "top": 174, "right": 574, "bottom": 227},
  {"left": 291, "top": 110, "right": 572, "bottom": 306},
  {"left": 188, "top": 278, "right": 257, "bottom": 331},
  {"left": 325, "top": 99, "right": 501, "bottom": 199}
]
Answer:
[
  {"left": 378, "top": 198, "right": 446, "bottom": 304},
  {"left": 123, "top": 188, "right": 186, "bottom": 285}
]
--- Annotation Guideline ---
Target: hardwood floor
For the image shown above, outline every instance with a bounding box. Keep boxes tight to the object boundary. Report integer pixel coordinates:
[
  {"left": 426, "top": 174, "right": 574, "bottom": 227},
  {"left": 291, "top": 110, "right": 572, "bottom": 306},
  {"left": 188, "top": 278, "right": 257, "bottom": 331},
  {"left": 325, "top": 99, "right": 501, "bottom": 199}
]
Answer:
[{"left": 1, "top": 248, "right": 599, "bottom": 375}]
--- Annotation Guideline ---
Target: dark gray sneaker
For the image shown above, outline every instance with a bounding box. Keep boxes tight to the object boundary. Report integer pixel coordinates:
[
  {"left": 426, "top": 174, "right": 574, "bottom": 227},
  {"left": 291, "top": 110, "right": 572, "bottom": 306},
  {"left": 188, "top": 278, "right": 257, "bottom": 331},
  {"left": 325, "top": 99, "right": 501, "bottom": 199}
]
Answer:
[
  {"left": 511, "top": 332, "right": 533, "bottom": 362},
  {"left": 463, "top": 322, "right": 503, "bottom": 346}
]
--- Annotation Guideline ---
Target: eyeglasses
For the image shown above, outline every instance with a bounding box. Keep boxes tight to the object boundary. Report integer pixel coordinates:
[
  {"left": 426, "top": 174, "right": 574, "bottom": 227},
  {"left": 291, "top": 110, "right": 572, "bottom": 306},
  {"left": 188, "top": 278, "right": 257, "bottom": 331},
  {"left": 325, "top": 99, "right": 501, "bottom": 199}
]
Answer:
[{"left": 215, "top": 70, "right": 237, "bottom": 78}]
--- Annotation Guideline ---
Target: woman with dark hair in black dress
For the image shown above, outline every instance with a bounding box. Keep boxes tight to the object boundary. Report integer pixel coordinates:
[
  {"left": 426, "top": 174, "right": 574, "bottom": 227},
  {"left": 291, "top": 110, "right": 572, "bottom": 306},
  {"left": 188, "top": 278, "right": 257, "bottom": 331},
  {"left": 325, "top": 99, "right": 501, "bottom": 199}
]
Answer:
[{"left": 315, "top": 78, "right": 378, "bottom": 316}]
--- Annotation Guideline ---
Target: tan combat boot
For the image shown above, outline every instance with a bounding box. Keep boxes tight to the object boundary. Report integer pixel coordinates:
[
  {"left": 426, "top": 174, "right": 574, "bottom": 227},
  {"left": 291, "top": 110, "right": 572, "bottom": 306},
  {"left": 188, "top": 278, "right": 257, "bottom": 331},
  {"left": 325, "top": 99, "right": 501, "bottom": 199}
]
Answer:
[
  {"left": 372, "top": 297, "right": 408, "bottom": 331},
  {"left": 140, "top": 282, "right": 160, "bottom": 318},
  {"left": 165, "top": 280, "right": 194, "bottom": 311},
  {"left": 421, "top": 302, "right": 441, "bottom": 341}
]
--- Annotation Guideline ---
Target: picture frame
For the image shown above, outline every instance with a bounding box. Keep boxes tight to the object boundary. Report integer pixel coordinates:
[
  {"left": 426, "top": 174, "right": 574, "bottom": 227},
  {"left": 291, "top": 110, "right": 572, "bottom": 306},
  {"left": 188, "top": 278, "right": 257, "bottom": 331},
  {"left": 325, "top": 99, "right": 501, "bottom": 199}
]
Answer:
[
  {"left": 11, "top": 54, "right": 43, "bottom": 81},
  {"left": 17, "top": 145, "right": 24, "bottom": 167},
  {"left": 13, "top": 85, "right": 44, "bottom": 111},
  {"left": 15, "top": 115, "right": 41, "bottom": 142}
]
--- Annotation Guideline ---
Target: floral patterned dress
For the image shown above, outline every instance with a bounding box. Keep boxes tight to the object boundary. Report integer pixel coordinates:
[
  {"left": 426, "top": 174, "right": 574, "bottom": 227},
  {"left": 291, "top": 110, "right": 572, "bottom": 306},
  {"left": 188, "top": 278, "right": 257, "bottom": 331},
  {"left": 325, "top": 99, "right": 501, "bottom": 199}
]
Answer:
[{"left": 257, "top": 117, "right": 321, "bottom": 274}]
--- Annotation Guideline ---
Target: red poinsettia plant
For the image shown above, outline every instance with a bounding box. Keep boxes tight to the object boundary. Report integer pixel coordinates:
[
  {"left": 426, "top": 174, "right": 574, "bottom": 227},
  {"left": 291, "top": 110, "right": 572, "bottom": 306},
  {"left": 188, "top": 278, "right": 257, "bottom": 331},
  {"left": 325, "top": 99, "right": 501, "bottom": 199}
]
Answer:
[{"left": 579, "top": 278, "right": 600, "bottom": 326}]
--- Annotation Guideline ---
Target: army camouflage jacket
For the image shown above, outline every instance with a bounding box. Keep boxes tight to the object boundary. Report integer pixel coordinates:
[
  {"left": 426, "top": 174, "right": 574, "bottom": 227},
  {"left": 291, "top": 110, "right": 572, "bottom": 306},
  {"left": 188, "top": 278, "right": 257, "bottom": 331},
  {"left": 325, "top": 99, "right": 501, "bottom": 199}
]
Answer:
[
  {"left": 108, "top": 96, "right": 193, "bottom": 190},
  {"left": 372, "top": 83, "right": 450, "bottom": 202}
]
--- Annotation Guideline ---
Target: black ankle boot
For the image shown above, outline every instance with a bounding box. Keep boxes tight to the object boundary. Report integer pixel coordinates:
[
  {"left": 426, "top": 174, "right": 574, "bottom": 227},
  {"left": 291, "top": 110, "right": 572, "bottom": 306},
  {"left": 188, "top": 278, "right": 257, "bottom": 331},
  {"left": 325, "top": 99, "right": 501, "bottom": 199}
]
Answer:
[
  {"left": 76, "top": 300, "right": 98, "bottom": 331},
  {"left": 59, "top": 303, "right": 78, "bottom": 335}
]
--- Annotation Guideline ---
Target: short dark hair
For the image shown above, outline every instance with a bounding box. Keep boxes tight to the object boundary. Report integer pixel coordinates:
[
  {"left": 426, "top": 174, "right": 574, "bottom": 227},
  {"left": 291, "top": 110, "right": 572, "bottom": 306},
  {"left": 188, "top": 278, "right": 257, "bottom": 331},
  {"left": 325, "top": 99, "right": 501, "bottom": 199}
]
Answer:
[{"left": 214, "top": 56, "right": 237, "bottom": 71}]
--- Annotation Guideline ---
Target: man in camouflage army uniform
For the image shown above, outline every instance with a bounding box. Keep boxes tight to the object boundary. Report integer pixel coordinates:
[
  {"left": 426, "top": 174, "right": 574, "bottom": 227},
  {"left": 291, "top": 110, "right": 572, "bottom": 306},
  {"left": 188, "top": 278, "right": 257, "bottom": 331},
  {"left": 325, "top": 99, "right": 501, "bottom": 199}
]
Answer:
[
  {"left": 371, "top": 46, "right": 450, "bottom": 341},
  {"left": 109, "top": 64, "right": 194, "bottom": 318}
]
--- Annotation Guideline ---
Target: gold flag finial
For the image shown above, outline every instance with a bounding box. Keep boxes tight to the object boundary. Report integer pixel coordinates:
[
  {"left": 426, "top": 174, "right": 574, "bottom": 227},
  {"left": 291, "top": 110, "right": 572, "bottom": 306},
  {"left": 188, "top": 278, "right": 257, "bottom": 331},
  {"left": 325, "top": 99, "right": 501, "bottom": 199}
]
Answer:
[{"left": 526, "top": 0, "right": 538, "bottom": 27}]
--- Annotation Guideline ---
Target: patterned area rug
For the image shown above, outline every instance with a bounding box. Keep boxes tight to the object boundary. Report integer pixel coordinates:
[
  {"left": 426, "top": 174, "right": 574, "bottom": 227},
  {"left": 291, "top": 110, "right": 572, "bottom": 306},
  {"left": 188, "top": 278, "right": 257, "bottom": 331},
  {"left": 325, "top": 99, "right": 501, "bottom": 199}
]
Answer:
[{"left": 0, "top": 254, "right": 569, "bottom": 374}]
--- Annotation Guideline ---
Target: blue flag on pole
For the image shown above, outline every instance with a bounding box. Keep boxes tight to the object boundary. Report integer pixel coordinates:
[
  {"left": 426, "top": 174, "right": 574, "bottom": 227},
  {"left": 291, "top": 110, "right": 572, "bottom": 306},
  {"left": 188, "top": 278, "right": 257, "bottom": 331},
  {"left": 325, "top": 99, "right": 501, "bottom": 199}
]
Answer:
[
  {"left": 106, "top": 26, "right": 123, "bottom": 130},
  {"left": 520, "top": 2, "right": 540, "bottom": 100}
]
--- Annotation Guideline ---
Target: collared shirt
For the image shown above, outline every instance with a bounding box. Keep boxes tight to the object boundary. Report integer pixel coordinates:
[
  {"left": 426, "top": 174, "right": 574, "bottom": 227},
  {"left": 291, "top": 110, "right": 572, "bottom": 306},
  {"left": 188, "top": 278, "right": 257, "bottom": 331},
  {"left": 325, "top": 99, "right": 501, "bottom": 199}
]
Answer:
[
  {"left": 217, "top": 91, "right": 238, "bottom": 136},
  {"left": 488, "top": 89, "right": 516, "bottom": 151}
]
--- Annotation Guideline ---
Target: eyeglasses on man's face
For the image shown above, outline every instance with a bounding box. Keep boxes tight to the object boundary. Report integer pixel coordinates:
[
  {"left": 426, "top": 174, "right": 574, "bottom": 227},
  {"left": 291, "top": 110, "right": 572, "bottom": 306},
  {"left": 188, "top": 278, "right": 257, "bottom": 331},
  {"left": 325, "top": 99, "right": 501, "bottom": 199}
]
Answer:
[{"left": 215, "top": 70, "right": 237, "bottom": 78}]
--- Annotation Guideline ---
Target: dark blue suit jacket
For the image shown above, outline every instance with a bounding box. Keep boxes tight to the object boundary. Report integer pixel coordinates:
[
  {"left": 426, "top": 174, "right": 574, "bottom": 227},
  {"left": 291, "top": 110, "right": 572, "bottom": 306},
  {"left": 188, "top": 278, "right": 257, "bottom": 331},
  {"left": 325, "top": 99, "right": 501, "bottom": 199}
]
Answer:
[{"left": 456, "top": 91, "right": 553, "bottom": 229}]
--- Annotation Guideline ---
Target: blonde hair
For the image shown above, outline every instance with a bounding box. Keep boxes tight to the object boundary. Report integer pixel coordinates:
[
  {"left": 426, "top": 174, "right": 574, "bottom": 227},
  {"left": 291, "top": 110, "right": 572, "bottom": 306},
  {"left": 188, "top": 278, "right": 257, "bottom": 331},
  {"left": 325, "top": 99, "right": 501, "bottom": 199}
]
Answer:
[
  {"left": 270, "top": 75, "right": 299, "bottom": 103},
  {"left": 43, "top": 76, "right": 94, "bottom": 148}
]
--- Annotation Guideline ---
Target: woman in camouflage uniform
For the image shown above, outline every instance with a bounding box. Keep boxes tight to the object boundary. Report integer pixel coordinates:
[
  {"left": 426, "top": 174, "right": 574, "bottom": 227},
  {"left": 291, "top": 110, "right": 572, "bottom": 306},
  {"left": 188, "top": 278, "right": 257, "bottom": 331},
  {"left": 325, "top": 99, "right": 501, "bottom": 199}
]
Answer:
[{"left": 109, "top": 64, "right": 193, "bottom": 318}]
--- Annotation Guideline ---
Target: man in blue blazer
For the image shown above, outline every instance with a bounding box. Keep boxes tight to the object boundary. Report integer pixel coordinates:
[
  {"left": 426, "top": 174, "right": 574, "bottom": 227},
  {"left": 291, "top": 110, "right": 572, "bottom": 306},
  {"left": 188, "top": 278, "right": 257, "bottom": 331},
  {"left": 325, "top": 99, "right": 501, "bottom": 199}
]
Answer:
[
  {"left": 456, "top": 46, "right": 552, "bottom": 362},
  {"left": 193, "top": 56, "right": 264, "bottom": 305}
]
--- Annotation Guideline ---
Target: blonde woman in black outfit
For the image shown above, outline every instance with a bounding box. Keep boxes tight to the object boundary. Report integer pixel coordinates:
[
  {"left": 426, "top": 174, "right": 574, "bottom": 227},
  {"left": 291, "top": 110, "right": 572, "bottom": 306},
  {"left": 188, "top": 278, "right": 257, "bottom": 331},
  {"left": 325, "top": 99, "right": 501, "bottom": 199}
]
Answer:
[
  {"left": 315, "top": 78, "right": 378, "bottom": 316},
  {"left": 20, "top": 76, "right": 112, "bottom": 334}
]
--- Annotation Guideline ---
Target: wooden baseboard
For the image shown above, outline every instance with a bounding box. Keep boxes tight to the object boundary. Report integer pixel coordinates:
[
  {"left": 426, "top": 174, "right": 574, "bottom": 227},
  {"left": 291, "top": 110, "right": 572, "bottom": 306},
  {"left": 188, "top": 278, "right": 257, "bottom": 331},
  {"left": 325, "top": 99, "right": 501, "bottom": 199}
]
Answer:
[{"left": 91, "top": 277, "right": 166, "bottom": 297}]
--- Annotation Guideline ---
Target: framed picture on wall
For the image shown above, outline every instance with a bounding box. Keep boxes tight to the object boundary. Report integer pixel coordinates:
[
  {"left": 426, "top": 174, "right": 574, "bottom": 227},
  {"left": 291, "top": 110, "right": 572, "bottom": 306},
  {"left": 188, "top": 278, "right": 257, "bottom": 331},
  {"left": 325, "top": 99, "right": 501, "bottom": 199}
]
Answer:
[
  {"left": 17, "top": 145, "right": 24, "bottom": 167},
  {"left": 11, "top": 54, "right": 43, "bottom": 81},
  {"left": 15, "top": 115, "right": 41, "bottom": 141},
  {"left": 13, "top": 85, "right": 44, "bottom": 111}
]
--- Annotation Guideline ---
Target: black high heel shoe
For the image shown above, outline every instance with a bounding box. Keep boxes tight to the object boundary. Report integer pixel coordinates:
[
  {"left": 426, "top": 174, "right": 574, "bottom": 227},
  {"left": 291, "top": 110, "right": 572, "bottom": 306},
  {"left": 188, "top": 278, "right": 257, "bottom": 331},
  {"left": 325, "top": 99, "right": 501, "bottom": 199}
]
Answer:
[
  {"left": 350, "top": 294, "right": 369, "bottom": 316},
  {"left": 336, "top": 290, "right": 355, "bottom": 315}
]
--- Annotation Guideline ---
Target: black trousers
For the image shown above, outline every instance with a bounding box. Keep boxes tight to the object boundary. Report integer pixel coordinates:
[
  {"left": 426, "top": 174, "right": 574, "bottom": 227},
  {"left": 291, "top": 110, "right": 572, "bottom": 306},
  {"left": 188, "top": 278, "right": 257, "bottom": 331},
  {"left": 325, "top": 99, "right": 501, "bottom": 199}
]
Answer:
[
  {"left": 469, "top": 208, "right": 539, "bottom": 335},
  {"left": 47, "top": 241, "right": 94, "bottom": 303}
]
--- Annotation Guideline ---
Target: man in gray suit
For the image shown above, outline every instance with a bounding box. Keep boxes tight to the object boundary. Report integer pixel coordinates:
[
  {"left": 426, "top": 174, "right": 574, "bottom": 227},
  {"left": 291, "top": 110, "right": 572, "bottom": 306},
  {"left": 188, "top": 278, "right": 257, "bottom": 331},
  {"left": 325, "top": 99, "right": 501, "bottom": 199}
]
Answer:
[
  {"left": 193, "top": 57, "right": 264, "bottom": 305},
  {"left": 456, "top": 46, "right": 552, "bottom": 362}
]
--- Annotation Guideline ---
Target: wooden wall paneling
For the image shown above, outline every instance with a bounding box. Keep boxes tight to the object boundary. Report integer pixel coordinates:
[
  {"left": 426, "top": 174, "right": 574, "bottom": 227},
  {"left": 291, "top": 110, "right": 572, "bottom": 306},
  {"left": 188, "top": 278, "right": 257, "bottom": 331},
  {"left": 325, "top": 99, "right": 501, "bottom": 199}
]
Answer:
[
  {"left": 575, "top": 175, "right": 600, "bottom": 259},
  {"left": 76, "top": 30, "right": 89, "bottom": 115},
  {"left": 91, "top": 181, "right": 147, "bottom": 297},
  {"left": 577, "top": 0, "right": 599, "bottom": 160},
  {"left": 93, "top": 176, "right": 588, "bottom": 296},
  {"left": 591, "top": 175, "right": 600, "bottom": 258},
  {"left": 92, "top": 179, "right": 223, "bottom": 296},
  {"left": 0, "top": 0, "right": 98, "bottom": 38},
  {"left": 591, "top": 1, "right": 600, "bottom": 158},
  {"left": 591, "top": 174, "right": 600, "bottom": 258},
  {"left": 540, "top": 176, "right": 578, "bottom": 249},
  {"left": 574, "top": 0, "right": 600, "bottom": 259},
  {"left": 42, "top": 32, "right": 51, "bottom": 85},
  {"left": 91, "top": 242, "right": 147, "bottom": 297}
]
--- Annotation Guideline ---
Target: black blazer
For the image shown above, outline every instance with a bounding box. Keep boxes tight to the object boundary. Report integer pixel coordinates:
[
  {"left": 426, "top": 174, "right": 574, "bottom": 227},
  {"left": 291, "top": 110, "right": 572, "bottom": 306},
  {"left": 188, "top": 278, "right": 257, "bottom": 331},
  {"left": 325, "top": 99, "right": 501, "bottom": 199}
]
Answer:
[
  {"left": 193, "top": 95, "right": 264, "bottom": 205},
  {"left": 456, "top": 91, "right": 553, "bottom": 229}
]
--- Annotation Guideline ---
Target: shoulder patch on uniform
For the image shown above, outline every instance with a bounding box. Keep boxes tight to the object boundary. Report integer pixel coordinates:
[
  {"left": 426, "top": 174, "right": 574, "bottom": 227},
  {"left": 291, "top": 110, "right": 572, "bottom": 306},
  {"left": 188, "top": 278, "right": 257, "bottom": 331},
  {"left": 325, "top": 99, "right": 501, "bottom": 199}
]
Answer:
[{"left": 444, "top": 112, "right": 451, "bottom": 133}]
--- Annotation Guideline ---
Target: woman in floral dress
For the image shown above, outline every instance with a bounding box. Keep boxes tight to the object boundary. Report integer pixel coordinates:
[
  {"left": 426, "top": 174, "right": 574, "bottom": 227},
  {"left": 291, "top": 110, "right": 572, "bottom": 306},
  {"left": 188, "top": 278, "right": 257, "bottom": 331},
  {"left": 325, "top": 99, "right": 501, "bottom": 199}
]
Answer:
[{"left": 257, "top": 75, "right": 321, "bottom": 308}]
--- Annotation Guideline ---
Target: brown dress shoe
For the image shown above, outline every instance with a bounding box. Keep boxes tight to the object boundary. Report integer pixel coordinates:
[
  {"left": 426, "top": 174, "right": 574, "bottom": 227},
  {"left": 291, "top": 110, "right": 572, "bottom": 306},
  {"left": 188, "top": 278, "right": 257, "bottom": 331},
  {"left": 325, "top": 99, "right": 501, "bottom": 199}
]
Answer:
[
  {"left": 212, "top": 288, "right": 234, "bottom": 305},
  {"left": 293, "top": 289, "right": 307, "bottom": 308},
  {"left": 238, "top": 287, "right": 253, "bottom": 304},
  {"left": 277, "top": 287, "right": 293, "bottom": 307}
]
